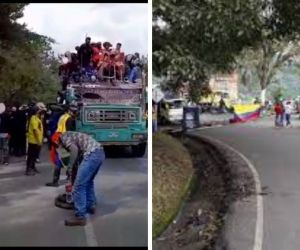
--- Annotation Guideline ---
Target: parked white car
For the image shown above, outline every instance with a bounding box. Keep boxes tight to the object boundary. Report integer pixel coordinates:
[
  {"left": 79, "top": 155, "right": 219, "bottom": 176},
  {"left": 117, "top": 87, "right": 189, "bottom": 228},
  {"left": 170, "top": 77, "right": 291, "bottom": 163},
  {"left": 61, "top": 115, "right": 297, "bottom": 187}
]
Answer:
[{"left": 159, "top": 98, "right": 186, "bottom": 124}]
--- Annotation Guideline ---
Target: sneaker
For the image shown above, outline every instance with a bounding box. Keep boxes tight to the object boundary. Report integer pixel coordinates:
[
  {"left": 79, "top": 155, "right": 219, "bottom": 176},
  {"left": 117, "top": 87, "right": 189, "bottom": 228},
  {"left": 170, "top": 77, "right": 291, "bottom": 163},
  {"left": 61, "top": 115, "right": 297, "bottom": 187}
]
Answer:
[
  {"left": 65, "top": 216, "right": 87, "bottom": 226},
  {"left": 36, "top": 158, "right": 40, "bottom": 163},
  {"left": 4, "top": 162, "right": 8, "bottom": 165},
  {"left": 45, "top": 182, "right": 59, "bottom": 187}
]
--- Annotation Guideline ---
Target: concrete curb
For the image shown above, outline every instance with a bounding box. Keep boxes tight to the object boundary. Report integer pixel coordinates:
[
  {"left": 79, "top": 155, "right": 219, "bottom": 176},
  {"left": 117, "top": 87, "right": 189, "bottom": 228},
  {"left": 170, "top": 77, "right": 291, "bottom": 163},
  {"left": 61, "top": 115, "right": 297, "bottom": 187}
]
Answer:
[{"left": 186, "top": 132, "right": 262, "bottom": 250}]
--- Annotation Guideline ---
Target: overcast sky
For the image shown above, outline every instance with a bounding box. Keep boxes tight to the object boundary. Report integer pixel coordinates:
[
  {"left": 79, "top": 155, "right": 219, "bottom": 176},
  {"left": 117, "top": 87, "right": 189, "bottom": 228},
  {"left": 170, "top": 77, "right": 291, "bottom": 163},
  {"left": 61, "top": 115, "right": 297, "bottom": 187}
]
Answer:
[{"left": 18, "top": 3, "right": 148, "bottom": 56}]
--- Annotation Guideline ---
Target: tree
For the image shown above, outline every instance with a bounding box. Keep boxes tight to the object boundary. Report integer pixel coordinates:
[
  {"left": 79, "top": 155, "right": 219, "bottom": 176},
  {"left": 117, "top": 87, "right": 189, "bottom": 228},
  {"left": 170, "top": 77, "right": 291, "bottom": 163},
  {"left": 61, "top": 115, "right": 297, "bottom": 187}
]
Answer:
[
  {"left": 237, "top": 0, "right": 300, "bottom": 104},
  {"left": 0, "top": 3, "right": 59, "bottom": 105},
  {"left": 153, "top": 0, "right": 300, "bottom": 102},
  {"left": 153, "top": 0, "right": 264, "bottom": 101},
  {"left": 238, "top": 40, "right": 300, "bottom": 103},
  {"left": 0, "top": 3, "right": 28, "bottom": 48},
  {"left": 0, "top": 44, "right": 60, "bottom": 104}
]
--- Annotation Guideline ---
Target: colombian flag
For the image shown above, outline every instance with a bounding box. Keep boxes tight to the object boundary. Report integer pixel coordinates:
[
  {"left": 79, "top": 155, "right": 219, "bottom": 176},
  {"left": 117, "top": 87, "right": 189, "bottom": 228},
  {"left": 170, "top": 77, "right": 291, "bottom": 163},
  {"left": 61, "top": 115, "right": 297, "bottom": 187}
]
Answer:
[
  {"left": 230, "top": 104, "right": 261, "bottom": 123},
  {"left": 50, "top": 132, "right": 64, "bottom": 169}
]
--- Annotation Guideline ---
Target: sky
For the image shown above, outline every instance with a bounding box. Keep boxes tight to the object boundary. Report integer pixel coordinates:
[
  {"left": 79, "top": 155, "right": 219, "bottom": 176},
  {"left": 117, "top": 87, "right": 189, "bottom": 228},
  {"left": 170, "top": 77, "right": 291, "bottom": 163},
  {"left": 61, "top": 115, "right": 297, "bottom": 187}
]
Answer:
[{"left": 18, "top": 3, "right": 148, "bottom": 56}]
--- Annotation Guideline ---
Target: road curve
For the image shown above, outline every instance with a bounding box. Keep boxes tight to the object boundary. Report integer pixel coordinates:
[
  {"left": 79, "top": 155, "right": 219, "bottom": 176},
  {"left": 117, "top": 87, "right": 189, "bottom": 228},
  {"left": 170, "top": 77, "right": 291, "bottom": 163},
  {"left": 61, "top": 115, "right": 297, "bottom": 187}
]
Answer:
[{"left": 194, "top": 123, "right": 300, "bottom": 250}]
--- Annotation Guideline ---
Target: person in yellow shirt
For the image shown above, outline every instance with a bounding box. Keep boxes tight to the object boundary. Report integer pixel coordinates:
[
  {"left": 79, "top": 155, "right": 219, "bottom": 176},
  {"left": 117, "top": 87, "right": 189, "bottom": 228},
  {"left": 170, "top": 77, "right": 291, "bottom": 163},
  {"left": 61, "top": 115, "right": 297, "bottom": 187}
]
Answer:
[{"left": 25, "top": 105, "right": 44, "bottom": 176}]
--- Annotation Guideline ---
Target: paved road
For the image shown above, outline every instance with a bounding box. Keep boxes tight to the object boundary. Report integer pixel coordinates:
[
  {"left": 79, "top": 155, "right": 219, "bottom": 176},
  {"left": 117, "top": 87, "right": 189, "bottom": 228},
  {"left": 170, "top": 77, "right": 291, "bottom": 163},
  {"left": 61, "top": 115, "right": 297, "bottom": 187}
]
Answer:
[
  {"left": 0, "top": 146, "right": 147, "bottom": 247},
  {"left": 194, "top": 117, "right": 300, "bottom": 250}
]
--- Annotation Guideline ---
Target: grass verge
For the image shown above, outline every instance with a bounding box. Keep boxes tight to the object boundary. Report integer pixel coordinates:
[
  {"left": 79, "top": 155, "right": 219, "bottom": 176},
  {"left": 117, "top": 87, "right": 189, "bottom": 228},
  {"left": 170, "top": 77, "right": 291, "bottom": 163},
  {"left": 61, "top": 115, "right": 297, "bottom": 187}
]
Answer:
[{"left": 153, "top": 132, "right": 194, "bottom": 239}]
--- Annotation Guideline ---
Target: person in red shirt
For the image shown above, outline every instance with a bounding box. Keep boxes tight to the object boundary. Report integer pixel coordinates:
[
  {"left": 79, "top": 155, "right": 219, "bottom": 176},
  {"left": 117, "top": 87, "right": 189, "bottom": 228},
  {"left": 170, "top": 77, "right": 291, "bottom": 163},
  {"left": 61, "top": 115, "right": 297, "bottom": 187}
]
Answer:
[
  {"left": 92, "top": 42, "right": 102, "bottom": 68},
  {"left": 274, "top": 101, "right": 284, "bottom": 127}
]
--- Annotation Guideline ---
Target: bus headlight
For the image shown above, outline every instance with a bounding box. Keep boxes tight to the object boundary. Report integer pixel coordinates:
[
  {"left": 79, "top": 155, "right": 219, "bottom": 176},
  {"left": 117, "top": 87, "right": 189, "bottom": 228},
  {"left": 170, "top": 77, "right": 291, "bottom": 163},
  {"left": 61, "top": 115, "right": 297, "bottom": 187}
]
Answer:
[{"left": 127, "top": 111, "right": 137, "bottom": 121}]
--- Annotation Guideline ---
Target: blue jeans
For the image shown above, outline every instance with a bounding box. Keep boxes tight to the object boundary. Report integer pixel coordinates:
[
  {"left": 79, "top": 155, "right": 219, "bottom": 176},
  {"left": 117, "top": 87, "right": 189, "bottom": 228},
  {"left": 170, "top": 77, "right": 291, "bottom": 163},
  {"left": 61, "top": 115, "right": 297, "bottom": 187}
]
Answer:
[
  {"left": 280, "top": 113, "right": 284, "bottom": 126},
  {"left": 73, "top": 148, "right": 105, "bottom": 218},
  {"left": 129, "top": 66, "right": 139, "bottom": 83},
  {"left": 286, "top": 113, "right": 291, "bottom": 125},
  {"left": 152, "top": 119, "right": 157, "bottom": 133}
]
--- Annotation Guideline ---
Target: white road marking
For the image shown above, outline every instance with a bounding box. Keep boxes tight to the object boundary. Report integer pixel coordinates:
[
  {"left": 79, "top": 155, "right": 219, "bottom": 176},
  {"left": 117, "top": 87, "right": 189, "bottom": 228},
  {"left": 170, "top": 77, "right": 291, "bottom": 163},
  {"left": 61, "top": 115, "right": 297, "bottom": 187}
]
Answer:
[
  {"left": 84, "top": 216, "right": 98, "bottom": 246},
  {"left": 194, "top": 134, "right": 264, "bottom": 250}
]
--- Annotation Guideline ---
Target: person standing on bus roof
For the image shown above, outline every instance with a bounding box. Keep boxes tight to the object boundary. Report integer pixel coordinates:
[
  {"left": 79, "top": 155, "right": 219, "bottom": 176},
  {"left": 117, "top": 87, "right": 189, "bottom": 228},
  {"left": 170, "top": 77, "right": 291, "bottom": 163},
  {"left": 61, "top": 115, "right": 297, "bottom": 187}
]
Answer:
[{"left": 78, "top": 37, "right": 93, "bottom": 69}]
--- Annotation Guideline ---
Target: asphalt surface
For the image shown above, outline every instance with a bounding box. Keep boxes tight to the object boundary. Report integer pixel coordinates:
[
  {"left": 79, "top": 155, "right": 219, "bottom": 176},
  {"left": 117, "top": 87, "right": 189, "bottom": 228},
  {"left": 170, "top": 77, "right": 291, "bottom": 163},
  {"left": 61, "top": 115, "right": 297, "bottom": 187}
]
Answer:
[
  {"left": 0, "top": 146, "right": 148, "bottom": 247},
  {"left": 193, "top": 116, "right": 300, "bottom": 250}
]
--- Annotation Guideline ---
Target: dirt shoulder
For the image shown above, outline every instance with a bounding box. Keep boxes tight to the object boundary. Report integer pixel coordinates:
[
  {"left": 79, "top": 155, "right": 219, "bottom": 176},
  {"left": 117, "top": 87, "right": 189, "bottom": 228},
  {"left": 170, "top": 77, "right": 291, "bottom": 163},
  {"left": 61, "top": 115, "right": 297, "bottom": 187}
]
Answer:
[{"left": 153, "top": 133, "right": 256, "bottom": 250}]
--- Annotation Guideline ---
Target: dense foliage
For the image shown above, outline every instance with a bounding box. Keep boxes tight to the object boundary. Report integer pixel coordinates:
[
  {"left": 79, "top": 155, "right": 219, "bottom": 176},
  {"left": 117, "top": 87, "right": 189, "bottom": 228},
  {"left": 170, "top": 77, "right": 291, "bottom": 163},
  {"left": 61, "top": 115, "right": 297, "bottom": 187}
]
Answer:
[{"left": 0, "top": 3, "right": 59, "bottom": 105}]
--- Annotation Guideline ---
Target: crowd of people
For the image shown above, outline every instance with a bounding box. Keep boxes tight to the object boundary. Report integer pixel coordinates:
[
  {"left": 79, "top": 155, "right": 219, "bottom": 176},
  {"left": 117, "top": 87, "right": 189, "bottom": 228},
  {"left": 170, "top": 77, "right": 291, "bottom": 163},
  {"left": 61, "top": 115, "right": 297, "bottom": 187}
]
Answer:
[
  {"left": 59, "top": 37, "right": 143, "bottom": 91},
  {"left": 0, "top": 102, "right": 74, "bottom": 168},
  {"left": 0, "top": 103, "right": 40, "bottom": 165},
  {"left": 274, "top": 100, "right": 294, "bottom": 127}
]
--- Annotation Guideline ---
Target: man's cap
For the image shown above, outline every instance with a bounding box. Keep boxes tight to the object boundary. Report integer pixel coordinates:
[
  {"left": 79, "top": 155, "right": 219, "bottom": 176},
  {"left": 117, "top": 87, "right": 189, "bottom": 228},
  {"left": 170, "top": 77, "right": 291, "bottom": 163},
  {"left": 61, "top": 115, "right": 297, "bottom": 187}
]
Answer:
[
  {"left": 19, "top": 104, "right": 28, "bottom": 111},
  {"left": 36, "top": 102, "right": 47, "bottom": 111}
]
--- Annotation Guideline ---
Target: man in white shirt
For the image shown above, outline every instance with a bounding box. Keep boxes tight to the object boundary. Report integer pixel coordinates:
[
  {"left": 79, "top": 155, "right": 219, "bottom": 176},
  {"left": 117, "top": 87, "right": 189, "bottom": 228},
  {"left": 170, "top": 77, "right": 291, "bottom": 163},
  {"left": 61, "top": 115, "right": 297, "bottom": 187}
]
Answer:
[{"left": 284, "top": 101, "right": 293, "bottom": 126}]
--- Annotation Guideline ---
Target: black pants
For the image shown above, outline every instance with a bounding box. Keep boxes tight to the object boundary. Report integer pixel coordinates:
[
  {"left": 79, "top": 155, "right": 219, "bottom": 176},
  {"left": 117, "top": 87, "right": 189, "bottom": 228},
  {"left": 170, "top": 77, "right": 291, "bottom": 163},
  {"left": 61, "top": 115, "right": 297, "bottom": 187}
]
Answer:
[
  {"left": 53, "top": 167, "right": 62, "bottom": 184},
  {"left": 52, "top": 156, "right": 80, "bottom": 184},
  {"left": 37, "top": 145, "right": 41, "bottom": 159},
  {"left": 52, "top": 165, "right": 72, "bottom": 184},
  {"left": 14, "top": 135, "right": 26, "bottom": 157},
  {"left": 9, "top": 135, "right": 16, "bottom": 155},
  {"left": 26, "top": 143, "right": 41, "bottom": 173},
  {"left": 0, "top": 136, "right": 9, "bottom": 164}
]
